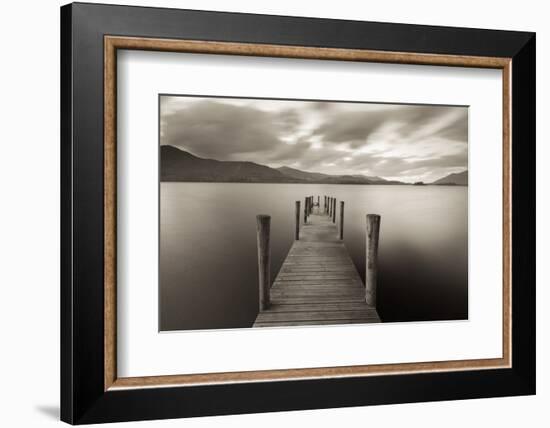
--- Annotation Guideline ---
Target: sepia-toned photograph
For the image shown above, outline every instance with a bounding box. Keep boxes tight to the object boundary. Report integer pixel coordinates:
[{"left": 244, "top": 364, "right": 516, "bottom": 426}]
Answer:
[
  {"left": 159, "top": 95, "right": 468, "bottom": 331},
  {"left": 59, "top": 6, "right": 534, "bottom": 422}
]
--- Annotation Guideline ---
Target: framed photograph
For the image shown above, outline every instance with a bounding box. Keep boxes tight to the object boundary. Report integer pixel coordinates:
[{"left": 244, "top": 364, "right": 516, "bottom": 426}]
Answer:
[{"left": 61, "top": 2, "right": 535, "bottom": 424}]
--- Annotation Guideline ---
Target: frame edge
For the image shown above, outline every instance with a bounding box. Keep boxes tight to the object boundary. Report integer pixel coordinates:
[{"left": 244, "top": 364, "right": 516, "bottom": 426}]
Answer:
[
  {"left": 60, "top": 2, "right": 75, "bottom": 425},
  {"left": 63, "top": 3, "right": 536, "bottom": 422}
]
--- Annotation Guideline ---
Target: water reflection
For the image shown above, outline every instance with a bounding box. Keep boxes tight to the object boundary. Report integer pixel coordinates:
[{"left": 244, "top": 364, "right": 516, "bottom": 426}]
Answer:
[{"left": 160, "top": 183, "right": 467, "bottom": 331}]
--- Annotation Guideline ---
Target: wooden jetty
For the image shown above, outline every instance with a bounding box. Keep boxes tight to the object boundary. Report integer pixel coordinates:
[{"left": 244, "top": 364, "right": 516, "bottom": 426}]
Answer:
[{"left": 253, "top": 196, "right": 381, "bottom": 328}]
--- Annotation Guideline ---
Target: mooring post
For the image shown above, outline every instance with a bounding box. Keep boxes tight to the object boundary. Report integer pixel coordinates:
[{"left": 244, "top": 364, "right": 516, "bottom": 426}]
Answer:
[
  {"left": 295, "top": 201, "right": 300, "bottom": 240},
  {"left": 365, "top": 214, "right": 381, "bottom": 307},
  {"left": 339, "top": 201, "right": 345, "bottom": 240},
  {"left": 304, "top": 197, "right": 308, "bottom": 223},
  {"left": 317, "top": 195, "right": 320, "bottom": 207},
  {"left": 328, "top": 197, "right": 332, "bottom": 217},
  {"left": 256, "top": 215, "right": 271, "bottom": 311},
  {"left": 324, "top": 196, "right": 327, "bottom": 212},
  {"left": 332, "top": 198, "right": 337, "bottom": 223}
]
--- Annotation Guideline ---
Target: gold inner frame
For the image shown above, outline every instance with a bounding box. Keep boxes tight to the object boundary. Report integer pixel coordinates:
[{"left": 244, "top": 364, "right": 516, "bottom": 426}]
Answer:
[{"left": 104, "top": 35, "right": 512, "bottom": 391}]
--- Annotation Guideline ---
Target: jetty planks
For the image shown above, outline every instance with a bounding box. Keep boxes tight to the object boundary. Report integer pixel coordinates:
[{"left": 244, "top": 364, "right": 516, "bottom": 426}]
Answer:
[{"left": 253, "top": 203, "right": 380, "bottom": 327}]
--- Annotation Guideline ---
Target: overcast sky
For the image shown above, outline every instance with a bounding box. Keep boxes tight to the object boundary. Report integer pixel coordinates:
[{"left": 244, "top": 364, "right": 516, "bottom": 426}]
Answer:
[{"left": 160, "top": 96, "right": 468, "bottom": 183}]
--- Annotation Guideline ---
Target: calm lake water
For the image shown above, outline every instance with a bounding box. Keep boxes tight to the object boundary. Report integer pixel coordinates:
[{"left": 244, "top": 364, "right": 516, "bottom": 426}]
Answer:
[{"left": 160, "top": 183, "right": 468, "bottom": 331}]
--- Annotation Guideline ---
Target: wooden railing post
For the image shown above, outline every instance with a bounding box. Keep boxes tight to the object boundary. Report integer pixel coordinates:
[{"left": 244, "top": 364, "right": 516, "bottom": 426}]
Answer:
[
  {"left": 304, "top": 197, "right": 308, "bottom": 223},
  {"left": 328, "top": 197, "right": 332, "bottom": 217},
  {"left": 256, "top": 215, "right": 271, "bottom": 311},
  {"left": 332, "top": 198, "right": 337, "bottom": 223},
  {"left": 365, "top": 214, "right": 381, "bottom": 307},
  {"left": 339, "top": 201, "right": 345, "bottom": 240},
  {"left": 295, "top": 201, "right": 300, "bottom": 240},
  {"left": 317, "top": 195, "right": 320, "bottom": 207}
]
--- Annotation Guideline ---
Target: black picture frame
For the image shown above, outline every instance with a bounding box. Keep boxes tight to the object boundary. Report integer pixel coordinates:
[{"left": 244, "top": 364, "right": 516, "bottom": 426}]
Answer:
[{"left": 61, "top": 2, "right": 535, "bottom": 424}]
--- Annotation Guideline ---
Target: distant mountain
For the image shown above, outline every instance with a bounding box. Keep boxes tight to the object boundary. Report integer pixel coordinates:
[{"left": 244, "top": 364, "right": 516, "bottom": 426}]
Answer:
[
  {"left": 161, "top": 145, "right": 405, "bottom": 184},
  {"left": 276, "top": 166, "right": 391, "bottom": 184},
  {"left": 276, "top": 166, "right": 329, "bottom": 181},
  {"left": 319, "top": 174, "right": 399, "bottom": 185},
  {"left": 161, "top": 145, "right": 290, "bottom": 182},
  {"left": 432, "top": 170, "right": 468, "bottom": 186}
]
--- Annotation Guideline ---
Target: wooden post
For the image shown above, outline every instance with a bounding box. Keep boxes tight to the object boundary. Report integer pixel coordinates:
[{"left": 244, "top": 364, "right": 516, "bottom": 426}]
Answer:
[
  {"left": 332, "top": 198, "right": 336, "bottom": 223},
  {"left": 339, "top": 201, "right": 345, "bottom": 240},
  {"left": 256, "top": 215, "right": 271, "bottom": 311},
  {"left": 295, "top": 201, "right": 300, "bottom": 240},
  {"left": 304, "top": 197, "right": 308, "bottom": 223},
  {"left": 328, "top": 197, "right": 332, "bottom": 217},
  {"left": 365, "top": 214, "right": 381, "bottom": 307},
  {"left": 324, "top": 196, "right": 327, "bottom": 212},
  {"left": 317, "top": 195, "right": 320, "bottom": 207}
]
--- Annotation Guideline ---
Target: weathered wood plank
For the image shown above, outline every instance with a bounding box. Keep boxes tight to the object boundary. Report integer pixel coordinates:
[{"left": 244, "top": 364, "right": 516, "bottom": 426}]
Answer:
[
  {"left": 271, "top": 288, "right": 364, "bottom": 294},
  {"left": 280, "top": 266, "right": 356, "bottom": 271},
  {"left": 265, "top": 303, "right": 376, "bottom": 312},
  {"left": 254, "top": 318, "right": 379, "bottom": 327},
  {"left": 277, "top": 272, "right": 358, "bottom": 276},
  {"left": 272, "top": 282, "right": 362, "bottom": 288},
  {"left": 273, "top": 281, "right": 362, "bottom": 288},
  {"left": 253, "top": 208, "right": 380, "bottom": 328},
  {"left": 270, "top": 293, "right": 365, "bottom": 300},
  {"left": 271, "top": 297, "right": 366, "bottom": 304},
  {"left": 272, "top": 279, "right": 363, "bottom": 290},
  {"left": 255, "top": 310, "right": 378, "bottom": 322},
  {"left": 276, "top": 275, "right": 360, "bottom": 281}
]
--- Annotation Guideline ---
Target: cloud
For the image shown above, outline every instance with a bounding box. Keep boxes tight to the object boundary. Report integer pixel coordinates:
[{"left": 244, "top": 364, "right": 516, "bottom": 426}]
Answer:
[
  {"left": 312, "top": 109, "right": 387, "bottom": 147},
  {"left": 160, "top": 99, "right": 284, "bottom": 160},
  {"left": 274, "top": 109, "right": 302, "bottom": 136},
  {"left": 312, "top": 105, "right": 467, "bottom": 148},
  {"left": 334, "top": 149, "right": 468, "bottom": 182},
  {"left": 160, "top": 96, "right": 468, "bottom": 182},
  {"left": 435, "top": 112, "right": 468, "bottom": 142}
]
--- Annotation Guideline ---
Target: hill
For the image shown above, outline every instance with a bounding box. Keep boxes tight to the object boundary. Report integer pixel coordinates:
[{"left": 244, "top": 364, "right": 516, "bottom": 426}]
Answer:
[
  {"left": 161, "top": 145, "right": 291, "bottom": 182},
  {"left": 160, "top": 145, "right": 405, "bottom": 184},
  {"left": 432, "top": 170, "right": 468, "bottom": 186},
  {"left": 276, "top": 166, "right": 329, "bottom": 181}
]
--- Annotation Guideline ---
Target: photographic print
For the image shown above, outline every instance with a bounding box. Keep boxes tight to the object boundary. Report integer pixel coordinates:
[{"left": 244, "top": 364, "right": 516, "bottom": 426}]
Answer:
[
  {"left": 159, "top": 95, "right": 468, "bottom": 332},
  {"left": 62, "top": 8, "right": 534, "bottom": 422}
]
